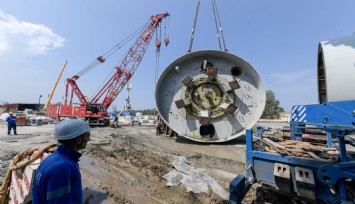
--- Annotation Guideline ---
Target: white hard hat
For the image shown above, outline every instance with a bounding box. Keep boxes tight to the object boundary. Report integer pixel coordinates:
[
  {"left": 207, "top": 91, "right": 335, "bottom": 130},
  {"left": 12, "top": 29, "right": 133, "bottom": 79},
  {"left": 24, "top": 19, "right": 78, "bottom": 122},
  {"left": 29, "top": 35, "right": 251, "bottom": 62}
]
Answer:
[{"left": 54, "top": 119, "right": 91, "bottom": 140}]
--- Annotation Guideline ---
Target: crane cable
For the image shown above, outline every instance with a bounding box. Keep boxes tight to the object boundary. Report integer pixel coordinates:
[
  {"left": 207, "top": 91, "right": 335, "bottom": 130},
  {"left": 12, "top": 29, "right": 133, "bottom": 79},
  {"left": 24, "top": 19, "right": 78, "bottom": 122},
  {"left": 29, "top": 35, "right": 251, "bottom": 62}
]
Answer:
[
  {"left": 75, "top": 21, "right": 150, "bottom": 78},
  {"left": 188, "top": 0, "right": 200, "bottom": 53},
  {"left": 89, "top": 21, "right": 150, "bottom": 100},
  {"left": 155, "top": 16, "right": 170, "bottom": 86},
  {"left": 164, "top": 16, "right": 170, "bottom": 46},
  {"left": 155, "top": 26, "right": 161, "bottom": 86},
  {"left": 188, "top": 0, "right": 228, "bottom": 52},
  {"left": 155, "top": 51, "right": 160, "bottom": 86},
  {"left": 211, "top": 0, "right": 222, "bottom": 50},
  {"left": 212, "top": 0, "right": 228, "bottom": 51}
]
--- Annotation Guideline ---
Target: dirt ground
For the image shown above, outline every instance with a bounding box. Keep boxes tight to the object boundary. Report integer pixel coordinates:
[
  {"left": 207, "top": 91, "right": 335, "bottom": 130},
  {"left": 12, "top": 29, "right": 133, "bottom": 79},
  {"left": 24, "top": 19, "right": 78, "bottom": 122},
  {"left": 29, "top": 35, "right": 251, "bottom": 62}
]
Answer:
[
  {"left": 0, "top": 123, "right": 263, "bottom": 204},
  {"left": 1, "top": 121, "right": 321, "bottom": 204}
]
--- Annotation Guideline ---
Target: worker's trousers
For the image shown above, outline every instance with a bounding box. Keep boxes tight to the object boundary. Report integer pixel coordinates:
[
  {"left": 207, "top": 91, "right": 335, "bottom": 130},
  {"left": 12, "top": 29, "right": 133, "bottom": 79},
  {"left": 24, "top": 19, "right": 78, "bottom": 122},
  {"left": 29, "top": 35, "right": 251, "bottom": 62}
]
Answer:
[
  {"left": 156, "top": 125, "right": 160, "bottom": 135},
  {"left": 7, "top": 124, "right": 17, "bottom": 135}
]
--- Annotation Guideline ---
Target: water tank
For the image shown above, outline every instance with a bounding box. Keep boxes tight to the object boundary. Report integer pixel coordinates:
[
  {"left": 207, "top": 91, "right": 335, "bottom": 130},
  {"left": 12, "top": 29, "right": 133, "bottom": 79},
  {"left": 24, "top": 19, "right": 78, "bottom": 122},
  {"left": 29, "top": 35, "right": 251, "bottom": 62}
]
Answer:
[
  {"left": 318, "top": 33, "right": 355, "bottom": 103},
  {"left": 155, "top": 50, "right": 265, "bottom": 142}
]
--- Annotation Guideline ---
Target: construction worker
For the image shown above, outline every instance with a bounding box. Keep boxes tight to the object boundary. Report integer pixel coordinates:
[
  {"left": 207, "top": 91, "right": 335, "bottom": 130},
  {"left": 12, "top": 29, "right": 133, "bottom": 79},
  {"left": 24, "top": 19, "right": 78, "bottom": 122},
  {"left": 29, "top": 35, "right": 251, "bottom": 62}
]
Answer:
[
  {"left": 114, "top": 115, "right": 119, "bottom": 127},
  {"left": 32, "top": 119, "right": 91, "bottom": 203},
  {"left": 155, "top": 113, "right": 161, "bottom": 135},
  {"left": 6, "top": 112, "right": 17, "bottom": 135}
]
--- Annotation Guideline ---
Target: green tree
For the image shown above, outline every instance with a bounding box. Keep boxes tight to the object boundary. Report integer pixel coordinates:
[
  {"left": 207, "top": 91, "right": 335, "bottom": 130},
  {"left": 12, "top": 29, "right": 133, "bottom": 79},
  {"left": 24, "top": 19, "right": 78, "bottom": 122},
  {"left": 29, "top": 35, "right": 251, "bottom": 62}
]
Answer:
[
  {"left": 129, "top": 108, "right": 157, "bottom": 115},
  {"left": 262, "top": 90, "right": 285, "bottom": 119},
  {"left": 141, "top": 108, "right": 157, "bottom": 115}
]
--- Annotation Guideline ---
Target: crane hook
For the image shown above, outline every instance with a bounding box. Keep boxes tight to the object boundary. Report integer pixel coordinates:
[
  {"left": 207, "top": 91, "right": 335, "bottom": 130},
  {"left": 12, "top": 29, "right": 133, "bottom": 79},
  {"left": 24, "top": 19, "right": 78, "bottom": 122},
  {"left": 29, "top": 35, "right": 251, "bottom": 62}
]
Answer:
[
  {"left": 164, "top": 37, "right": 170, "bottom": 47},
  {"left": 155, "top": 39, "right": 161, "bottom": 50}
]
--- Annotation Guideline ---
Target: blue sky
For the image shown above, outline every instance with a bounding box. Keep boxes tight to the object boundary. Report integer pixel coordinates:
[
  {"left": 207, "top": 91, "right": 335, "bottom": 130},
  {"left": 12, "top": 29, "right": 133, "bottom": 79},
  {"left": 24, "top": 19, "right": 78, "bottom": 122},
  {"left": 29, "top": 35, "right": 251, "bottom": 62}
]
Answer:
[{"left": 0, "top": 0, "right": 354, "bottom": 112}]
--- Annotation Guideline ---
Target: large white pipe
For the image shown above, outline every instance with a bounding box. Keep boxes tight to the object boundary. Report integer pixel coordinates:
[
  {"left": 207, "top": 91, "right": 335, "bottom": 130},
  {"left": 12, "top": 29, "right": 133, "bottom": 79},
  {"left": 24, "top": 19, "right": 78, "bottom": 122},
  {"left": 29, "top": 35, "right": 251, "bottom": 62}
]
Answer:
[{"left": 318, "top": 33, "right": 355, "bottom": 103}]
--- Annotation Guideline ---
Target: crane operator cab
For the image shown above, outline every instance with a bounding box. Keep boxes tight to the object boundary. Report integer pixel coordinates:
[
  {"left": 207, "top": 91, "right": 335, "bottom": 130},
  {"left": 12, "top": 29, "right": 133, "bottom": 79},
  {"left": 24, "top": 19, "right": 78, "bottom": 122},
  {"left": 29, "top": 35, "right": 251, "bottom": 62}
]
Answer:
[
  {"left": 86, "top": 104, "right": 107, "bottom": 115},
  {"left": 86, "top": 104, "right": 109, "bottom": 125}
]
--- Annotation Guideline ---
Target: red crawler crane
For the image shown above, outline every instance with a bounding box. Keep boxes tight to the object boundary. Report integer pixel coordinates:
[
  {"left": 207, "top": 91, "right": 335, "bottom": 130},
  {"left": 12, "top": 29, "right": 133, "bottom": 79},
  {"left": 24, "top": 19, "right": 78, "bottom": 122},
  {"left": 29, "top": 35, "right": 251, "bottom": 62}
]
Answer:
[{"left": 46, "top": 12, "right": 170, "bottom": 125}]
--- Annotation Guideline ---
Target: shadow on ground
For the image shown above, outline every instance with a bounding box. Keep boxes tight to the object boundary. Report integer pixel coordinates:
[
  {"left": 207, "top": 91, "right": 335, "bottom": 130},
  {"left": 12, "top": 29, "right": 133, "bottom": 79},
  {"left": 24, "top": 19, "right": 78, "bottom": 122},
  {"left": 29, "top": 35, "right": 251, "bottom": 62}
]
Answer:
[{"left": 83, "top": 188, "right": 110, "bottom": 204}]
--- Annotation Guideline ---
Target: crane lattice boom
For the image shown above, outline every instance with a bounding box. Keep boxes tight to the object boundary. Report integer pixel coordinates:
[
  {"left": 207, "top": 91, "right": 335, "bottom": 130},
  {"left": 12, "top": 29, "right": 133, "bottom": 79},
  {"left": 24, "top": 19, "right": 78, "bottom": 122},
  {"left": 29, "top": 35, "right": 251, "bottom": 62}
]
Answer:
[{"left": 46, "top": 12, "right": 169, "bottom": 125}]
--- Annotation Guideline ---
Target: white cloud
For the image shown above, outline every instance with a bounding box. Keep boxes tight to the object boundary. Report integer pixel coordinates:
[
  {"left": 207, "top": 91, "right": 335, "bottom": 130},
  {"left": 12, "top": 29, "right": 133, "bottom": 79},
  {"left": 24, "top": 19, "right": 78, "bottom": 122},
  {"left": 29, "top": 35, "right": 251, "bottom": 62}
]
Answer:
[
  {"left": 267, "top": 69, "right": 314, "bottom": 87},
  {"left": 0, "top": 11, "right": 65, "bottom": 57},
  {"left": 263, "top": 68, "right": 318, "bottom": 111}
]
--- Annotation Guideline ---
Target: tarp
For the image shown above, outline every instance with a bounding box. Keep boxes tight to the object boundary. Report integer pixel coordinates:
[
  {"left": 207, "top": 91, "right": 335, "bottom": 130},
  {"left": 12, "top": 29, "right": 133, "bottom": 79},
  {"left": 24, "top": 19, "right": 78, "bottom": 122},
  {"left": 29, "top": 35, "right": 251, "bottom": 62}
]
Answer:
[
  {"left": 120, "top": 112, "right": 135, "bottom": 117},
  {"left": 163, "top": 157, "right": 229, "bottom": 200},
  {"left": 108, "top": 113, "right": 117, "bottom": 117}
]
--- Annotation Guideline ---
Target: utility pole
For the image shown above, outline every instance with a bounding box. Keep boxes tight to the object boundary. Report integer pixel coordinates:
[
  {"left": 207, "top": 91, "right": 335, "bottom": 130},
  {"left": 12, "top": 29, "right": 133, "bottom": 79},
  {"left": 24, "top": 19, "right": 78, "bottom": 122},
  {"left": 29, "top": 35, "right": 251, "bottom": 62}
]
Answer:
[{"left": 38, "top": 95, "right": 42, "bottom": 112}]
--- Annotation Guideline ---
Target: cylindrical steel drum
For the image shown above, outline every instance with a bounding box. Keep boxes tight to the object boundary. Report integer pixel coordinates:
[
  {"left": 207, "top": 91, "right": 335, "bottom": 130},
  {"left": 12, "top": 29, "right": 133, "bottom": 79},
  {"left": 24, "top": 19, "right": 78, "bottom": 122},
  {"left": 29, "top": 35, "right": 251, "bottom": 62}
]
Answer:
[
  {"left": 155, "top": 50, "right": 265, "bottom": 142},
  {"left": 318, "top": 33, "right": 355, "bottom": 103}
]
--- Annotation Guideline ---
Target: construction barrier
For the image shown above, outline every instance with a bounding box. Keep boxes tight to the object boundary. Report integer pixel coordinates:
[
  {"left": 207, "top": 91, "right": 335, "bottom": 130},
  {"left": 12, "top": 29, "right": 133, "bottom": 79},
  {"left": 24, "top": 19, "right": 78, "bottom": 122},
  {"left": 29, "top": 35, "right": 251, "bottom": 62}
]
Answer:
[
  {"left": 0, "top": 144, "right": 57, "bottom": 204},
  {"left": 15, "top": 116, "right": 27, "bottom": 126}
]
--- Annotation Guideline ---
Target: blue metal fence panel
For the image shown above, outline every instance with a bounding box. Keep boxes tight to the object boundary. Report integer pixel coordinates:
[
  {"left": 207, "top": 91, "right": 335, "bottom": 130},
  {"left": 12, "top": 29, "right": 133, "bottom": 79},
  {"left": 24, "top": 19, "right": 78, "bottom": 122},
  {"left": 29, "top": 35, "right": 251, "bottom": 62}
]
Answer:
[{"left": 291, "top": 100, "right": 355, "bottom": 126}]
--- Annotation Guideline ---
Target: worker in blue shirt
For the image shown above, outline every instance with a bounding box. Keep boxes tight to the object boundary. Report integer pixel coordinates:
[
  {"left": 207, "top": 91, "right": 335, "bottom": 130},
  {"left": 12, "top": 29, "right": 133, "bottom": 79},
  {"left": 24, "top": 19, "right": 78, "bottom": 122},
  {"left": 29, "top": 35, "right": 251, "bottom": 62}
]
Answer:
[
  {"left": 32, "top": 119, "right": 91, "bottom": 203},
  {"left": 6, "top": 112, "right": 17, "bottom": 135}
]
